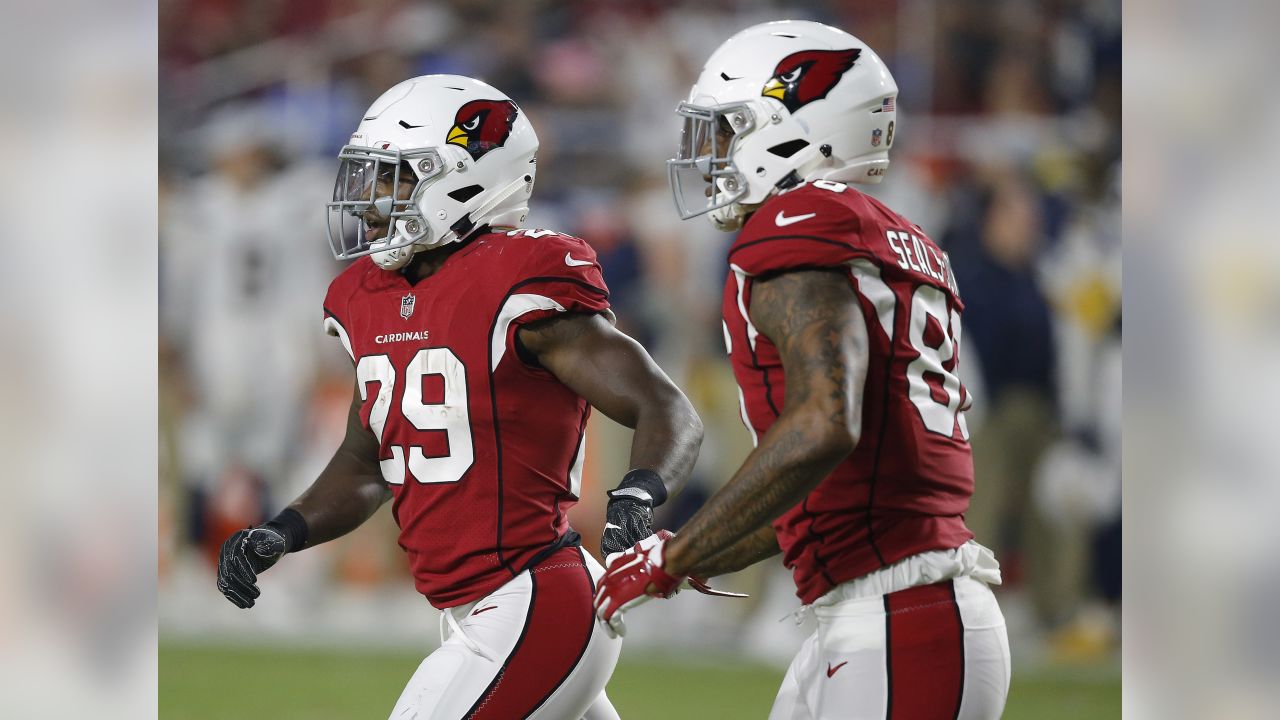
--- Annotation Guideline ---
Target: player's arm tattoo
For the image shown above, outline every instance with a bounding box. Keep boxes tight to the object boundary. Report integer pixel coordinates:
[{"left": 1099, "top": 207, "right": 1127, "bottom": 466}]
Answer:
[
  {"left": 283, "top": 381, "right": 393, "bottom": 548},
  {"left": 519, "top": 312, "right": 703, "bottom": 499},
  {"left": 689, "top": 524, "right": 782, "bottom": 579},
  {"left": 664, "top": 269, "right": 868, "bottom": 576}
]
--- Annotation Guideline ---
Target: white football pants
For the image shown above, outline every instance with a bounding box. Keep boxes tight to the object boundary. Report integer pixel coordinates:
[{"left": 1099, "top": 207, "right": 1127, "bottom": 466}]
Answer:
[
  {"left": 388, "top": 546, "right": 622, "bottom": 720},
  {"left": 770, "top": 547, "right": 1011, "bottom": 719}
]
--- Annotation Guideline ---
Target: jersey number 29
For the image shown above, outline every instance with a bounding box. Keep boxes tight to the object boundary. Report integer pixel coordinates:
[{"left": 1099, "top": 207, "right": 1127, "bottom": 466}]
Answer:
[{"left": 356, "top": 348, "right": 474, "bottom": 485}]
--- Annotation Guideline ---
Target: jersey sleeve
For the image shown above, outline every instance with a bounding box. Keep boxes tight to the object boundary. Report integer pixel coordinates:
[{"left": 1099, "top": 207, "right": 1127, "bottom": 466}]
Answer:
[
  {"left": 507, "top": 232, "right": 612, "bottom": 327},
  {"left": 321, "top": 260, "right": 361, "bottom": 362},
  {"left": 486, "top": 232, "right": 613, "bottom": 375},
  {"left": 728, "top": 186, "right": 877, "bottom": 277}
]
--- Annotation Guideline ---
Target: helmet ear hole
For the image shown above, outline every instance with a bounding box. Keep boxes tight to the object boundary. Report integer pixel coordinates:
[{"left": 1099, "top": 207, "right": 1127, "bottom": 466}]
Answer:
[
  {"left": 767, "top": 139, "right": 809, "bottom": 158},
  {"left": 447, "top": 184, "right": 485, "bottom": 203}
]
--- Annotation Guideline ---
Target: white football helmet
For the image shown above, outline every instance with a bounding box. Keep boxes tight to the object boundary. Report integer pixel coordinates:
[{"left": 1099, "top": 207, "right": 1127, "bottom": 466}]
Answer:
[
  {"left": 669, "top": 20, "right": 899, "bottom": 231},
  {"left": 326, "top": 75, "right": 538, "bottom": 270}
]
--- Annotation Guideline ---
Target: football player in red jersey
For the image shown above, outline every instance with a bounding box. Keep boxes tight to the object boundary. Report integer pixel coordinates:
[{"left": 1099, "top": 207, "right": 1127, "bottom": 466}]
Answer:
[
  {"left": 213, "top": 75, "right": 704, "bottom": 720},
  {"left": 595, "top": 21, "right": 1011, "bottom": 719}
]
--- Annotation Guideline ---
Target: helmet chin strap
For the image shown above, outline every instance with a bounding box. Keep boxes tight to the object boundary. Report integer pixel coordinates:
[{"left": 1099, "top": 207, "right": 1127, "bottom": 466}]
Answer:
[
  {"left": 708, "top": 169, "right": 801, "bottom": 232},
  {"left": 708, "top": 203, "right": 748, "bottom": 231},
  {"left": 369, "top": 212, "right": 432, "bottom": 270},
  {"left": 372, "top": 242, "right": 416, "bottom": 270}
]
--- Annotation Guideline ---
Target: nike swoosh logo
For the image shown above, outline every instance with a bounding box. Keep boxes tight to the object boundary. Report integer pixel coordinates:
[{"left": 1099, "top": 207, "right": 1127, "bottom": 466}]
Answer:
[
  {"left": 826, "top": 661, "right": 848, "bottom": 678},
  {"left": 775, "top": 211, "right": 817, "bottom": 227},
  {"left": 565, "top": 252, "right": 594, "bottom": 267},
  {"left": 604, "top": 522, "right": 622, "bottom": 530},
  {"left": 471, "top": 605, "right": 499, "bottom": 616}
]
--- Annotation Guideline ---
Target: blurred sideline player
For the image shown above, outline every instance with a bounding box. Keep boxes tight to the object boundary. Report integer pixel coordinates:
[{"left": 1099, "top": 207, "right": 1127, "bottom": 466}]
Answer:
[
  {"left": 215, "top": 75, "right": 704, "bottom": 719},
  {"left": 595, "top": 21, "right": 1011, "bottom": 719}
]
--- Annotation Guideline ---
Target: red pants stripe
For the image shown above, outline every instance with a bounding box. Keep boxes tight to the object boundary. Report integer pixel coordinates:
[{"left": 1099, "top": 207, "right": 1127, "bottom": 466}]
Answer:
[
  {"left": 885, "top": 580, "right": 966, "bottom": 720},
  {"left": 465, "top": 550, "right": 596, "bottom": 719}
]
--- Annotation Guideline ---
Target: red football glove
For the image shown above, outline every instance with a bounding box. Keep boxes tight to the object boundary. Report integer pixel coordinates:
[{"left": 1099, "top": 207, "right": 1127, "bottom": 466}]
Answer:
[
  {"left": 603, "top": 530, "right": 748, "bottom": 599},
  {"left": 594, "top": 532, "right": 684, "bottom": 637},
  {"left": 594, "top": 531, "right": 750, "bottom": 636}
]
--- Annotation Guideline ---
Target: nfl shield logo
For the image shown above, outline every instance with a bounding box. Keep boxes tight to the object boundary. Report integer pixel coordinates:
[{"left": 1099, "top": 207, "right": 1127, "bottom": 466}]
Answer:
[
  {"left": 871, "top": 128, "right": 883, "bottom": 147},
  {"left": 400, "top": 294, "right": 416, "bottom": 320}
]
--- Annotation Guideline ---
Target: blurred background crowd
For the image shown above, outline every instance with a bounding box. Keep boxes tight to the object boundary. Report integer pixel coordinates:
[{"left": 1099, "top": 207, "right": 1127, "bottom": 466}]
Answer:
[{"left": 158, "top": 0, "right": 1120, "bottom": 672}]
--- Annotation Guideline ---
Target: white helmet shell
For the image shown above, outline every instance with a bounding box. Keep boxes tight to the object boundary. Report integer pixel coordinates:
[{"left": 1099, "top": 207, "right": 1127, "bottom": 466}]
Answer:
[
  {"left": 327, "top": 75, "right": 538, "bottom": 269},
  {"left": 669, "top": 21, "right": 898, "bottom": 231}
]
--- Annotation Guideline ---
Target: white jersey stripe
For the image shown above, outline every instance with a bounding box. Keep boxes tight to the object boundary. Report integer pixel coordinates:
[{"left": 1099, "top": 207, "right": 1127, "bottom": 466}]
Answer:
[
  {"left": 848, "top": 259, "right": 896, "bottom": 340},
  {"left": 323, "top": 315, "right": 355, "bottom": 361},
  {"left": 736, "top": 384, "right": 759, "bottom": 447},
  {"left": 491, "top": 293, "right": 567, "bottom": 372},
  {"left": 568, "top": 431, "right": 587, "bottom": 498},
  {"left": 729, "top": 263, "right": 760, "bottom": 352}
]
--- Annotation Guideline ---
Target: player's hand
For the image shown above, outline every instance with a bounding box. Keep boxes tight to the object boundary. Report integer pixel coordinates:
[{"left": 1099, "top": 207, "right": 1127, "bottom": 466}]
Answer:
[
  {"left": 216, "top": 526, "right": 287, "bottom": 609},
  {"left": 605, "top": 530, "right": 749, "bottom": 600},
  {"left": 600, "top": 491, "right": 655, "bottom": 557},
  {"left": 594, "top": 532, "right": 684, "bottom": 637}
]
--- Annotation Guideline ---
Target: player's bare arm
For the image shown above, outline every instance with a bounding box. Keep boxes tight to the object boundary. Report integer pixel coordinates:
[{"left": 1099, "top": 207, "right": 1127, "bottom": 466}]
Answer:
[
  {"left": 518, "top": 311, "right": 704, "bottom": 553},
  {"left": 282, "top": 381, "right": 392, "bottom": 546},
  {"left": 662, "top": 269, "right": 869, "bottom": 577},
  {"left": 517, "top": 311, "right": 703, "bottom": 491},
  {"left": 689, "top": 524, "right": 781, "bottom": 579},
  {"left": 216, "top": 381, "right": 390, "bottom": 608}
]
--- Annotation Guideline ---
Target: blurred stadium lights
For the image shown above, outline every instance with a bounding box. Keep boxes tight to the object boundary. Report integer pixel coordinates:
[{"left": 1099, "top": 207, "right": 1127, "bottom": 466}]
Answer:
[{"left": 168, "top": 4, "right": 457, "bottom": 115}]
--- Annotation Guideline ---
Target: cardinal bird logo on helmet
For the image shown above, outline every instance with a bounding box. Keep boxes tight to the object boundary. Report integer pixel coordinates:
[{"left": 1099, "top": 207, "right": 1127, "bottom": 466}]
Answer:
[
  {"left": 446, "top": 99, "right": 519, "bottom": 161},
  {"left": 761, "top": 48, "right": 861, "bottom": 113}
]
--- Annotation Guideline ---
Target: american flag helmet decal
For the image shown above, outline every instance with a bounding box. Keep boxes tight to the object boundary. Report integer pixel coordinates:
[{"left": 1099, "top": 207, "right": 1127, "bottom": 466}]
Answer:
[{"left": 872, "top": 97, "right": 896, "bottom": 113}]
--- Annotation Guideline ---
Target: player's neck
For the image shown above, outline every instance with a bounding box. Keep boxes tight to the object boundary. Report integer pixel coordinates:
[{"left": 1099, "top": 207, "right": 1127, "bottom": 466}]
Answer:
[
  {"left": 400, "top": 231, "right": 484, "bottom": 284},
  {"left": 401, "top": 243, "right": 460, "bottom": 284}
]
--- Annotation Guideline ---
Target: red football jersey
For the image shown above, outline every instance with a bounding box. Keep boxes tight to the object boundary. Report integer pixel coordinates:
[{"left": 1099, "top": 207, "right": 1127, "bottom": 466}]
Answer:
[
  {"left": 722, "top": 180, "right": 976, "bottom": 604},
  {"left": 322, "top": 229, "right": 610, "bottom": 608}
]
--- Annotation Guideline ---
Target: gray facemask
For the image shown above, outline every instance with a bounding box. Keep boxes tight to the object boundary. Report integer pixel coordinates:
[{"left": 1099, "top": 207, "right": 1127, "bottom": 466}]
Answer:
[
  {"left": 667, "top": 101, "right": 754, "bottom": 222},
  {"left": 325, "top": 145, "right": 446, "bottom": 261}
]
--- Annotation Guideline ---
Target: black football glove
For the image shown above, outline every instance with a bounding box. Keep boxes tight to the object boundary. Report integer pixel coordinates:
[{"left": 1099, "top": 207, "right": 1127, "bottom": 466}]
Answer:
[
  {"left": 601, "top": 491, "right": 656, "bottom": 558},
  {"left": 216, "top": 526, "right": 287, "bottom": 609}
]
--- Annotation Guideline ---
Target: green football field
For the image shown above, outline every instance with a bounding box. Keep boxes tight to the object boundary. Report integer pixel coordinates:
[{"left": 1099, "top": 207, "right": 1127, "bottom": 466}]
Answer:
[{"left": 160, "top": 642, "right": 1119, "bottom": 719}]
